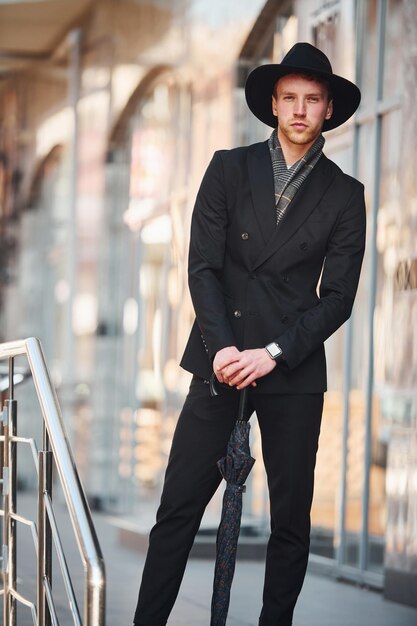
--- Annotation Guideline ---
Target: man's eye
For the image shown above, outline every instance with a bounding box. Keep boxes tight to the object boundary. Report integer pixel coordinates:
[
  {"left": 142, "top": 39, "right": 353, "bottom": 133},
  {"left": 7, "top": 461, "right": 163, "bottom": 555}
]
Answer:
[{"left": 308, "top": 97, "right": 319, "bottom": 102}]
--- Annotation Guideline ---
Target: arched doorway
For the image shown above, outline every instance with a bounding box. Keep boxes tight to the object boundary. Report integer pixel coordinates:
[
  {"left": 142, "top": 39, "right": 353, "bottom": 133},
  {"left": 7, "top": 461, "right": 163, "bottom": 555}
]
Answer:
[{"left": 96, "top": 67, "right": 194, "bottom": 510}]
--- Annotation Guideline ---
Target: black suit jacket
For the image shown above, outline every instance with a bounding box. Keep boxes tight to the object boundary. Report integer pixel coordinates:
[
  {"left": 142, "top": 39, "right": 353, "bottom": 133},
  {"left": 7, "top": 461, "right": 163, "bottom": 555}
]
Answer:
[{"left": 180, "top": 140, "right": 366, "bottom": 393}]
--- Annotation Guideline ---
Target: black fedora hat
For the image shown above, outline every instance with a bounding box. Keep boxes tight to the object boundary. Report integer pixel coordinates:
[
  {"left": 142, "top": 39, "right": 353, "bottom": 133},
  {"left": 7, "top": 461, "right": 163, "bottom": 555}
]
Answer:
[{"left": 245, "top": 42, "right": 361, "bottom": 132}]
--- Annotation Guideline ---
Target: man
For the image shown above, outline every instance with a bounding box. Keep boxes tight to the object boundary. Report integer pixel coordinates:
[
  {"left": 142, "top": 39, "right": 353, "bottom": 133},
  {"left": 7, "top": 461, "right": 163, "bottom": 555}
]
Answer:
[{"left": 133, "top": 42, "right": 365, "bottom": 626}]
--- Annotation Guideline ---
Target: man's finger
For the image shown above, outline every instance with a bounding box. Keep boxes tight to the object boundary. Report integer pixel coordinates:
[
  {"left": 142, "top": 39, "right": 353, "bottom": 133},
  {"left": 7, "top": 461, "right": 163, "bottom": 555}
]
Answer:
[
  {"left": 229, "top": 365, "right": 254, "bottom": 387},
  {"left": 222, "top": 361, "right": 246, "bottom": 380},
  {"left": 216, "top": 355, "right": 240, "bottom": 372},
  {"left": 236, "top": 372, "right": 257, "bottom": 389}
]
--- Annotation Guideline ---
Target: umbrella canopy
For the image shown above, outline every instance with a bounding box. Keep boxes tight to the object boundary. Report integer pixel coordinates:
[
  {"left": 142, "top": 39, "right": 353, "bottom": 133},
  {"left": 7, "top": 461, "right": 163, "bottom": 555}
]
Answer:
[{"left": 210, "top": 386, "right": 255, "bottom": 626}]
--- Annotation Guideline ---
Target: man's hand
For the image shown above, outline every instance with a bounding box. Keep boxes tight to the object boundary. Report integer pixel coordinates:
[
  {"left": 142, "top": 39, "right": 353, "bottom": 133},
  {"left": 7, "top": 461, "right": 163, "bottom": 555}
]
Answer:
[
  {"left": 213, "top": 346, "right": 241, "bottom": 384},
  {"left": 218, "top": 348, "right": 276, "bottom": 389}
]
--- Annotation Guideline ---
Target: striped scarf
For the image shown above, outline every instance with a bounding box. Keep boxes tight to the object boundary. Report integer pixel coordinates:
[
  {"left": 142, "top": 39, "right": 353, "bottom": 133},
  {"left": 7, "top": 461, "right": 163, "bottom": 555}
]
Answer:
[{"left": 268, "top": 130, "right": 325, "bottom": 226}]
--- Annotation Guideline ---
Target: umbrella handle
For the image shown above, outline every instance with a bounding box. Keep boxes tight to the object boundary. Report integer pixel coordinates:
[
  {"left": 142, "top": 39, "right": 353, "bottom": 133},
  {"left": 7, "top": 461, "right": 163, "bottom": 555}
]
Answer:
[
  {"left": 238, "top": 387, "right": 249, "bottom": 422},
  {"left": 209, "top": 373, "right": 249, "bottom": 422}
]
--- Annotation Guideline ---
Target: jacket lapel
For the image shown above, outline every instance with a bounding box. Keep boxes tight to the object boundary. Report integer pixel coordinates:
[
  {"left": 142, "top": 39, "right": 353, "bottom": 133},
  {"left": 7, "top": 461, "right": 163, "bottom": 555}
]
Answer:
[
  {"left": 247, "top": 141, "right": 276, "bottom": 245},
  {"left": 251, "top": 154, "right": 336, "bottom": 270}
]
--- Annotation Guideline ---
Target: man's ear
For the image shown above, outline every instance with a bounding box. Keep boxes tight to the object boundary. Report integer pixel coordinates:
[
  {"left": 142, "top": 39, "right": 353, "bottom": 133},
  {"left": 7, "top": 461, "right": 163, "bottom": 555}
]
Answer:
[
  {"left": 325, "top": 99, "right": 333, "bottom": 120},
  {"left": 272, "top": 95, "right": 278, "bottom": 117}
]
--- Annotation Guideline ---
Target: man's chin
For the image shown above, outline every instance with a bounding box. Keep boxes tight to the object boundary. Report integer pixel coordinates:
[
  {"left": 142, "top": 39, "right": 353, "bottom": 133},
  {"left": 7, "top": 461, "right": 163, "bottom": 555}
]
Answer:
[{"left": 282, "top": 128, "right": 321, "bottom": 146}]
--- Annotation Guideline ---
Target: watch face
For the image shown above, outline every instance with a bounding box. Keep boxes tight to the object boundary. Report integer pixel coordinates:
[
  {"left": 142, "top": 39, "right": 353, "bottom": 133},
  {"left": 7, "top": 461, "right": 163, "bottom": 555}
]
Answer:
[{"left": 267, "top": 343, "right": 282, "bottom": 359}]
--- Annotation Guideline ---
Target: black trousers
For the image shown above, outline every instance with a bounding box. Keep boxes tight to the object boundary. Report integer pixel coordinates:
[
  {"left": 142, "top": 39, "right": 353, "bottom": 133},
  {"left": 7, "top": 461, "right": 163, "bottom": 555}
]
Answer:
[{"left": 133, "top": 377, "right": 323, "bottom": 626}]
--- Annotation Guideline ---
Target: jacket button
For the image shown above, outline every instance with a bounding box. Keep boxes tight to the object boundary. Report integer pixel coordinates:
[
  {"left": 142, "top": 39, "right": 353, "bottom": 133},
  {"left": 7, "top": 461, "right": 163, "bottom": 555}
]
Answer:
[
  {"left": 282, "top": 275, "right": 289, "bottom": 283},
  {"left": 234, "top": 310, "right": 242, "bottom": 318},
  {"left": 281, "top": 315, "right": 289, "bottom": 323},
  {"left": 249, "top": 273, "right": 256, "bottom": 279},
  {"left": 241, "top": 232, "right": 249, "bottom": 240},
  {"left": 300, "top": 241, "right": 308, "bottom": 250}
]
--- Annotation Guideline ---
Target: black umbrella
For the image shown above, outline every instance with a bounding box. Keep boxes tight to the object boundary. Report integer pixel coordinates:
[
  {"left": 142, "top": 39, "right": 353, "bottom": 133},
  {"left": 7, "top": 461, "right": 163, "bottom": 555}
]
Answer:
[{"left": 209, "top": 381, "right": 255, "bottom": 626}]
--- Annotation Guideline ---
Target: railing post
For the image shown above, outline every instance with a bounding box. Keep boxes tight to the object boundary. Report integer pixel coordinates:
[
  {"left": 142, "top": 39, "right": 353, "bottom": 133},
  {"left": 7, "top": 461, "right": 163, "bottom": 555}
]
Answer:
[
  {"left": 38, "top": 444, "right": 53, "bottom": 626},
  {"left": 0, "top": 399, "right": 4, "bottom": 602},
  {"left": 2, "top": 396, "right": 10, "bottom": 626},
  {"left": 37, "top": 450, "right": 45, "bottom": 626},
  {"left": 44, "top": 425, "right": 53, "bottom": 626},
  {"left": 7, "top": 397, "right": 18, "bottom": 626},
  {"left": 3, "top": 356, "right": 18, "bottom": 626}
]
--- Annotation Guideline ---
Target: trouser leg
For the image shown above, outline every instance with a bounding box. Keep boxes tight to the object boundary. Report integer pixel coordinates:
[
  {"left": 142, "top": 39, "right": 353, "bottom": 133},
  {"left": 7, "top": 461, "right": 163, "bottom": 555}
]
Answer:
[
  {"left": 254, "top": 393, "right": 323, "bottom": 626},
  {"left": 133, "top": 377, "right": 241, "bottom": 626}
]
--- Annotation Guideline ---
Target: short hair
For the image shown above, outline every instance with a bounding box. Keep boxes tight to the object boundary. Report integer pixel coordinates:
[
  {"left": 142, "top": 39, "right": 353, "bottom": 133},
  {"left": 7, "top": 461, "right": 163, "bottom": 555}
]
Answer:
[{"left": 273, "top": 72, "right": 333, "bottom": 102}]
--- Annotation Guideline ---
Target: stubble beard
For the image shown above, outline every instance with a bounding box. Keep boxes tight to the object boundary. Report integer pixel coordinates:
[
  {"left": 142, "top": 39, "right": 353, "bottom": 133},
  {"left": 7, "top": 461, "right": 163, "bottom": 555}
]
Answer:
[{"left": 281, "top": 124, "right": 321, "bottom": 146}]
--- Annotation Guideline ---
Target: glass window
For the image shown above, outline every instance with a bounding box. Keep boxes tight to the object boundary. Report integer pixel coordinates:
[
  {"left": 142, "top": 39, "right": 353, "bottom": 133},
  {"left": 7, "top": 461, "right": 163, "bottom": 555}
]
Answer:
[
  {"left": 340, "top": 121, "right": 375, "bottom": 567},
  {"left": 238, "top": 14, "right": 297, "bottom": 146},
  {"left": 360, "top": 0, "right": 378, "bottom": 108},
  {"left": 375, "top": 108, "right": 402, "bottom": 392},
  {"left": 310, "top": 144, "right": 353, "bottom": 561},
  {"left": 367, "top": 107, "right": 402, "bottom": 572},
  {"left": 383, "top": 0, "right": 403, "bottom": 98},
  {"left": 372, "top": 95, "right": 415, "bottom": 580},
  {"left": 312, "top": 10, "right": 340, "bottom": 71}
]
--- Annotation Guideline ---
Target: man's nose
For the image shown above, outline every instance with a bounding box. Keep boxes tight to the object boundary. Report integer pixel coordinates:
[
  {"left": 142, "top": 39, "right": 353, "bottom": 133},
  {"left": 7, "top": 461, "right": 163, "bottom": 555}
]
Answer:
[{"left": 294, "top": 99, "right": 306, "bottom": 116}]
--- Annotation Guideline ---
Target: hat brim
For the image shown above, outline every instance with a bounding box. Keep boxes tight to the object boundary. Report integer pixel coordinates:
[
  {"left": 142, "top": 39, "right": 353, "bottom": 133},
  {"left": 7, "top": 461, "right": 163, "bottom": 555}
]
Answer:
[{"left": 245, "top": 64, "right": 361, "bottom": 132}]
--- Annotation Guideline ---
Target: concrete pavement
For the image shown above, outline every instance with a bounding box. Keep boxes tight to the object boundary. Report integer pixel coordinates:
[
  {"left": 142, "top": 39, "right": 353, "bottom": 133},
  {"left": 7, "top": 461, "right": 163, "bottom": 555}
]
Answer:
[
  {"left": 3, "top": 492, "right": 417, "bottom": 625},
  {"left": 103, "top": 511, "right": 417, "bottom": 626}
]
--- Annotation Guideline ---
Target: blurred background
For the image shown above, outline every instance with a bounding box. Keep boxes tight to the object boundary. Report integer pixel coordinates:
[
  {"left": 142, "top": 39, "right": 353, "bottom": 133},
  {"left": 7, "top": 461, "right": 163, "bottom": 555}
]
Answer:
[{"left": 0, "top": 0, "right": 415, "bottom": 610}]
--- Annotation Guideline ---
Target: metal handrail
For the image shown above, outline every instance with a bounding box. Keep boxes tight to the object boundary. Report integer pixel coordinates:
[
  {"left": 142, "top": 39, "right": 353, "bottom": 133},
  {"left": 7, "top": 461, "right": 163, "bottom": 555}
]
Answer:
[{"left": 0, "top": 337, "right": 106, "bottom": 625}]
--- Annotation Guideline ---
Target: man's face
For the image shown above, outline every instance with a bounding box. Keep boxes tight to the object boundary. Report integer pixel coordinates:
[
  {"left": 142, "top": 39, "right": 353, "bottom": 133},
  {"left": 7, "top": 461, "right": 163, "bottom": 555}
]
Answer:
[{"left": 272, "top": 73, "right": 333, "bottom": 148}]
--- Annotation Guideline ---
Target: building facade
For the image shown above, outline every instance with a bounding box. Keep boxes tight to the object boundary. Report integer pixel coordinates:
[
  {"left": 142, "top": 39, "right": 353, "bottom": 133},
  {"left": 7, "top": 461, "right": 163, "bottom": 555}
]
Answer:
[{"left": 0, "top": 0, "right": 415, "bottom": 606}]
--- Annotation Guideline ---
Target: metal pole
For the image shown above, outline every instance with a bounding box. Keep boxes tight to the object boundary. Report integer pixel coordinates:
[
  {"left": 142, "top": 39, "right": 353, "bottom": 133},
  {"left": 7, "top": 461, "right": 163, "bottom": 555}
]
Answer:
[
  {"left": 337, "top": 318, "right": 353, "bottom": 566},
  {"left": 44, "top": 426, "right": 53, "bottom": 626},
  {"left": 8, "top": 397, "right": 17, "bottom": 626},
  {"left": 336, "top": 0, "right": 365, "bottom": 569},
  {"left": 37, "top": 451, "right": 46, "bottom": 626},
  {"left": 65, "top": 28, "right": 81, "bottom": 391},
  {"left": 38, "top": 445, "right": 53, "bottom": 626},
  {"left": 359, "top": 0, "right": 386, "bottom": 573},
  {"left": 0, "top": 397, "right": 4, "bottom": 587},
  {"left": 2, "top": 364, "right": 10, "bottom": 626},
  {"left": 8, "top": 358, "right": 14, "bottom": 402}
]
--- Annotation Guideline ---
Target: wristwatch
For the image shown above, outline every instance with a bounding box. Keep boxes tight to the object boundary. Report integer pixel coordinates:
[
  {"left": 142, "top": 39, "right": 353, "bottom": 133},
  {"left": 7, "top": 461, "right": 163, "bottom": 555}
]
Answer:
[{"left": 265, "top": 342, "right": 283, "bottom": 360}]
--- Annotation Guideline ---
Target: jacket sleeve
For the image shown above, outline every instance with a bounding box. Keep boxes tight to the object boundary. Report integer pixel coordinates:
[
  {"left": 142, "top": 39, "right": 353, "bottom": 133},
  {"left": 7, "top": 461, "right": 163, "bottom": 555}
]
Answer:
[
  {"left": 275, "top": 181, "right": 366, "bottom": 370},
  {"left": 187, "top": 151, "right": 237, "bottom": 359}
]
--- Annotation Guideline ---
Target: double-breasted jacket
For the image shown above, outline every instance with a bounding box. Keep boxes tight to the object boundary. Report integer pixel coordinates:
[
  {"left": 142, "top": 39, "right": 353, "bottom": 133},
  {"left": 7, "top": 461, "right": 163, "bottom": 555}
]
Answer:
[{"left": 180, "top": 140, "right": 366, "bottom": 394}]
